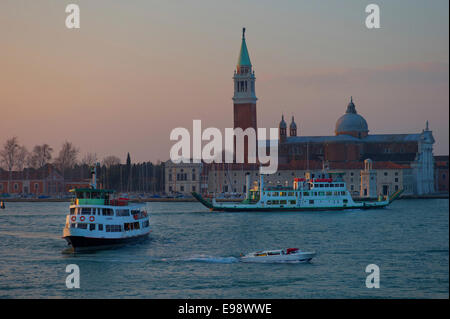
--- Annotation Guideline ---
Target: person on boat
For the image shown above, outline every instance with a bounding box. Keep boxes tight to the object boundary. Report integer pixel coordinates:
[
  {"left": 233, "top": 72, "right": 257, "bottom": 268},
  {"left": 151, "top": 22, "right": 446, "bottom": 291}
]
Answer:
[{"left": 0, "top": 201, "right": 5, "bottom": 209}]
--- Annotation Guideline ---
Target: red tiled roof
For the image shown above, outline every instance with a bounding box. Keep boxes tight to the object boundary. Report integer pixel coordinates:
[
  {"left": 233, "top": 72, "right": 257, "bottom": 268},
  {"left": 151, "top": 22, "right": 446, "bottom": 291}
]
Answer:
[
  {"left": 0, "top": 167, "right": 63, "bottom": 181},
  {"left": 279, "top": 160, "right": 409, "bottom": 170}
]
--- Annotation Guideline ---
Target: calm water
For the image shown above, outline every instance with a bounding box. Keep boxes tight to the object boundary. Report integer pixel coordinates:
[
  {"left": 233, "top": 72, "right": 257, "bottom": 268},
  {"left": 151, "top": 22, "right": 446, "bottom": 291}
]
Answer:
[{"left": 0, "top": 199, "right": 448, "bottom": 298}]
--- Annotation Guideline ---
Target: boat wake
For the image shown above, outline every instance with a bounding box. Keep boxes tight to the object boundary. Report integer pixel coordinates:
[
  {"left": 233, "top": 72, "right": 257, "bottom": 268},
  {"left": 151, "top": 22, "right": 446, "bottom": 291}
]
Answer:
[
  {"left": 180, "top": 254, "right": 313, "bottom": 264},
  {"left": 183, "top": 254, "right": 240, "bottom": 264}
]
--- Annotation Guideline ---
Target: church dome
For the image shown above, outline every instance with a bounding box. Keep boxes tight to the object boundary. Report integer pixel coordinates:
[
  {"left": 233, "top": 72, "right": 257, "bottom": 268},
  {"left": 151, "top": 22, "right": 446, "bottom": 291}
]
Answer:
[{"left": 335, "top": 97, "right": 368, "bottom": 136}]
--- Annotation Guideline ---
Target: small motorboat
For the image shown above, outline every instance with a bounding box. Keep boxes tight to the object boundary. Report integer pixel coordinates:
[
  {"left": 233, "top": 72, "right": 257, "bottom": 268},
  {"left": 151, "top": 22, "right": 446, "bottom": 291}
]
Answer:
[{"left": 240, "top": 248, "right": 316, "bottom": 263}]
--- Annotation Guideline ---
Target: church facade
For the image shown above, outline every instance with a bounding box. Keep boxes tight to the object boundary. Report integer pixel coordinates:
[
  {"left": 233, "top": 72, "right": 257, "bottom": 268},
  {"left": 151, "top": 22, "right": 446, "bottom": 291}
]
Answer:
[{"left": 277, "top": 98, "right": 435, "bottom": 195}]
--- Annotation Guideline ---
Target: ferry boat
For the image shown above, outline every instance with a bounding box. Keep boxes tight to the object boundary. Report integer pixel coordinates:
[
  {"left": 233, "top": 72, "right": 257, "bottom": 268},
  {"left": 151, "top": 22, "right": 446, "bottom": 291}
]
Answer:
[
  {"left": 193, "top": 171, "right": 403, "bottom": 212},
  {"left": 240, "top": 248, "right": 316, "bottom": 263},
  {"left": 62, "top": 168, "right": 150, "bottom": 249}
]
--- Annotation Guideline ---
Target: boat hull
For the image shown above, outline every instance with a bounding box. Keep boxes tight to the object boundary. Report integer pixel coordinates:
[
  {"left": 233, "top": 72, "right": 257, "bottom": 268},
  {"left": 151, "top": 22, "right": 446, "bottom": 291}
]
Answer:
[
  {"left": 240, "top": 252, "right": 316, "bottom": 263},
  {"left": 207, "top": 204, "right": 388, "bottom": 212},
  {"left": 64, "top": 233, "right": 149, "bottom": 249},
  {"left": 192, "top": 191, "right": 401, "bottom": 212}
]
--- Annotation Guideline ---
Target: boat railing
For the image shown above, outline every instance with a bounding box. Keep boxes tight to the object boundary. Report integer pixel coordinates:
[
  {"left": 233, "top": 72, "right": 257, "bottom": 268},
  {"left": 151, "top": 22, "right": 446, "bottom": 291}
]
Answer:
[{"left": 71, "top": 198, "right": 130, "bottom": 206}]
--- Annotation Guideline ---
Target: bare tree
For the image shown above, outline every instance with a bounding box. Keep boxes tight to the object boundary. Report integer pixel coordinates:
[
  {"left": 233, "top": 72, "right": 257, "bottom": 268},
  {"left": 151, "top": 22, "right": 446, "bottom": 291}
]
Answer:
[
  {"left": 0, "top": 137, "right": 19, "bottom": 171},
  {"left": 15, "top": 146, "right": 29, "bottom": 171},
  {"left": 26, "top": 152, "right": 38, "bottom": 169},
  {"left": 54, "top": 141, "right": 79, "bottom": 181},
  {"left": 31, "top": 144, "right": 53, "bottom": 169},
  {"left": 102, "top": 155, "right": 121, "bottom": 168},
  {"left": 0, "top": 137, "right": 20, "bottom": 193},
  {"left": 15, "top": 146, "right": 29, "bottom": 187},
  {"left": 81, "top": 152, "right": 98, "bottom": 167}
]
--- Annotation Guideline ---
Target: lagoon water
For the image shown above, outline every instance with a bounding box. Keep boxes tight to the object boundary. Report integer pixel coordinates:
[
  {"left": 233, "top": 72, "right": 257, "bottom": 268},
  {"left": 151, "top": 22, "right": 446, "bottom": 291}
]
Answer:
[{"left": 0, "top": 200, "right": 448, "bottom": 298}]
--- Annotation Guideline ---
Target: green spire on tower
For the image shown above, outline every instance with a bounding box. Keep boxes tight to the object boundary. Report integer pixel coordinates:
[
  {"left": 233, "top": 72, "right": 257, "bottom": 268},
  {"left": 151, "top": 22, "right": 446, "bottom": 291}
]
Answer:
[{"left": 237, "top": 27, "right": 251, "bottom": 67}]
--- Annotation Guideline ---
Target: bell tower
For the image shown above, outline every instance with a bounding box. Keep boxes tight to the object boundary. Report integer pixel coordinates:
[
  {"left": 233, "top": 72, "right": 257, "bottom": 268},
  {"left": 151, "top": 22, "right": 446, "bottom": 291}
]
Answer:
[{"left": 233, "top": 28, "right": 257, "bottom": 163}]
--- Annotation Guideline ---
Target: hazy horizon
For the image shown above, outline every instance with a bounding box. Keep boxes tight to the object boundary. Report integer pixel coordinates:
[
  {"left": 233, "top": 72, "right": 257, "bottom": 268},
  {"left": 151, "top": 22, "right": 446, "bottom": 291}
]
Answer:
[{"left": 1, "top": 0, "right": 448, "bottom": 164}]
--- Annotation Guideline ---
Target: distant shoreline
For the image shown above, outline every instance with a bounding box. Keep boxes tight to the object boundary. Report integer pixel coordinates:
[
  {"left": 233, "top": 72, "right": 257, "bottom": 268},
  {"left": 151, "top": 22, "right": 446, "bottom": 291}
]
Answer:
[{"left": 1, "top": 194, "right": 448, "bottom": 203}]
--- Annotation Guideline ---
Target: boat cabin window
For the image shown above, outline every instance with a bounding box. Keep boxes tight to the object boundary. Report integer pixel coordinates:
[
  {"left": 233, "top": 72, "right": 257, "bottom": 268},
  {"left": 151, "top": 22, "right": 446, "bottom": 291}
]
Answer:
[
  {"left": 77, "top": 223, "right": 88, "bottom": 229},
  {"left": 116, "top": 209, "right": 130, "bottom": 217},
  {"left": 90, "top": 192, "right": 104, "bottom": 199},
  {"left": 89, "top": 224, "right": 95, "bottom": 231},
  {"left": 81, "top": 208, "right": 92, "bottom": 215},
  {"left": 76, "top": 192, "right": 86, "bottom": 199},
  {"left": 98, "top": 224, "right": 103, "bottom": 231},
  {"left": 268, "top": 251, "right": 281, "bottom": 256},
  {"left": 102, "top": 208, "right": 114, "bottom": 216},
  {"left": 105, "top": 225, "right": 122, "bottom": 232},
  {"left": 70, "top": 208, "right": 76, "bottom": 215}
]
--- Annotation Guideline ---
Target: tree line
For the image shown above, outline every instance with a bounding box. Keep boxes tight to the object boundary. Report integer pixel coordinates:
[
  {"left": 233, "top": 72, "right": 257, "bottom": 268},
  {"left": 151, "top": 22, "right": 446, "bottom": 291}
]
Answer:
[{"left": 0, "top": 137, "right": 165, "bottom": 193}]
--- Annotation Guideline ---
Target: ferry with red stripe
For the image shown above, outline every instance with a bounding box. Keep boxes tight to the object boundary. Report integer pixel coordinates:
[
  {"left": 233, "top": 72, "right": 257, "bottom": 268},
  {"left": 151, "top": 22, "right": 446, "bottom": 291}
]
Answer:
[{"left": 193, "top": 171, "right": 403, "bottom": 212}]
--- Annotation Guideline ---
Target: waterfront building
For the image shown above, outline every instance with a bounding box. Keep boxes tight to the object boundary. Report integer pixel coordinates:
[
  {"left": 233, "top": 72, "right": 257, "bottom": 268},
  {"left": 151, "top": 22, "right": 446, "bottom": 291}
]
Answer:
[
  {"left": 360, "top": 159, "right": 377, "bottom": 198},
  {"left": 0, "top": 167, "right": 66, "bottom": 195},
  {"left": 202, "top": 161, "right": 410, "bottom": 198},
  {"left": 164, "top": 160, "right": 204, "bottom": 195},
  {"left": 434, "top": 155, "right": 449, "bottom": 192}
]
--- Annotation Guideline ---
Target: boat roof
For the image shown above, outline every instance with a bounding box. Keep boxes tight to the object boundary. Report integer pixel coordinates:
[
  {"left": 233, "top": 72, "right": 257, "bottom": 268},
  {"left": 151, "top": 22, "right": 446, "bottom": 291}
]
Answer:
[{"left": 69, "top": 188, "right": 115, "bottom": 193}]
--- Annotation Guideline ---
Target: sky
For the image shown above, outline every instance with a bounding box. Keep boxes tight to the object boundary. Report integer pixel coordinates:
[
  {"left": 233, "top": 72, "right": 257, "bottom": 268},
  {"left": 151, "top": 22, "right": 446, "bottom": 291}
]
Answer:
[{"left": 0, "top": 0, "right": 448, "bottom": 163}]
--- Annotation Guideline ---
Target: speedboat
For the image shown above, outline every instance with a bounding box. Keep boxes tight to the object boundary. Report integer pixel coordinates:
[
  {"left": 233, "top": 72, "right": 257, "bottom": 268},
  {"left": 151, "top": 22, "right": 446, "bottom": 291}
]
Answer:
[{"left": 240, "top": 248, "right": 316, "bottom": 263}]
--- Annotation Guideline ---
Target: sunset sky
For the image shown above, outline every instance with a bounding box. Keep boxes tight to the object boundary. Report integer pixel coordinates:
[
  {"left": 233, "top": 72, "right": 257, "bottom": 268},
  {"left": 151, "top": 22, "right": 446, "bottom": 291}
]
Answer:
[{"left": 0, "top": 0, "right": 448, "bottom": 163}]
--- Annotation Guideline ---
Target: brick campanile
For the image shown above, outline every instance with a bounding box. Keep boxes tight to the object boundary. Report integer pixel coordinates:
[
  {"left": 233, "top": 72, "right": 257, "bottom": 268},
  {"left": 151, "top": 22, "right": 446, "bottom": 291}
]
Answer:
[{"left": 232, "top": 28, "right": 257, "bottom": 163}]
